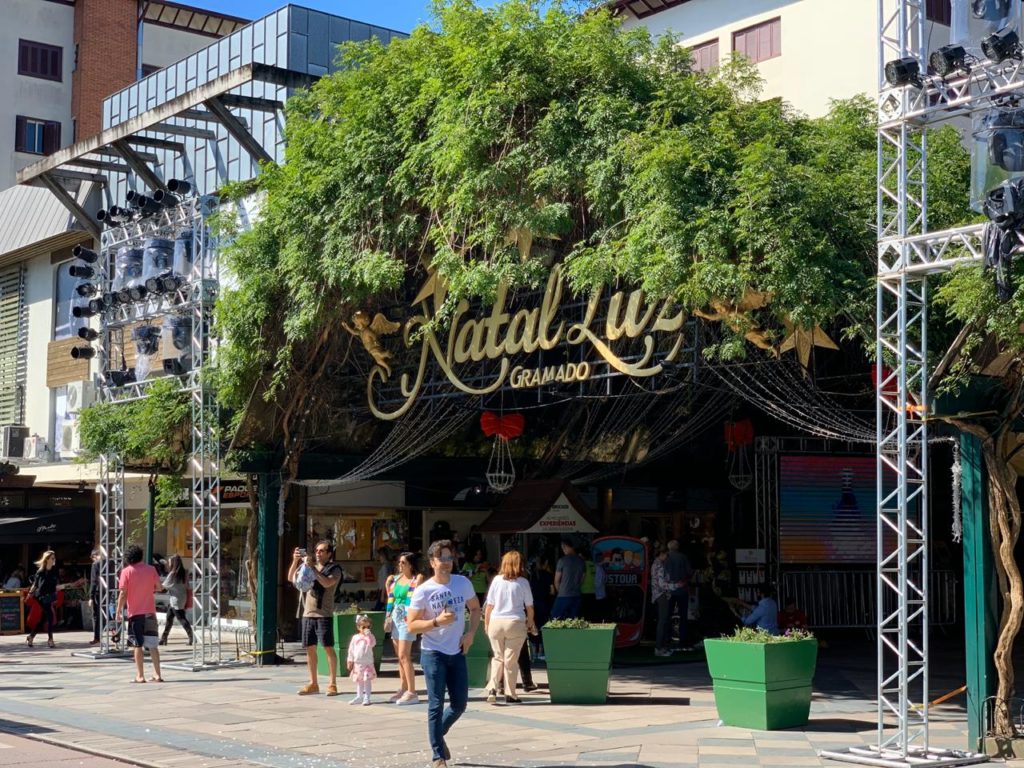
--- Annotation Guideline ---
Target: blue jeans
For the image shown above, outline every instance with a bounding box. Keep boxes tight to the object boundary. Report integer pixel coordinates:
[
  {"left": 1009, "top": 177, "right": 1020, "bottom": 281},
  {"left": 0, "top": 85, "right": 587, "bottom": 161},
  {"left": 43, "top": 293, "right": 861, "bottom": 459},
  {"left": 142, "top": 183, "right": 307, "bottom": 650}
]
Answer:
[
  {"left": 421, "top": 649, "right": 468, "bottom": 761},
  {"left": 551, "top": 595, "right": 581, "bottom": 619}
]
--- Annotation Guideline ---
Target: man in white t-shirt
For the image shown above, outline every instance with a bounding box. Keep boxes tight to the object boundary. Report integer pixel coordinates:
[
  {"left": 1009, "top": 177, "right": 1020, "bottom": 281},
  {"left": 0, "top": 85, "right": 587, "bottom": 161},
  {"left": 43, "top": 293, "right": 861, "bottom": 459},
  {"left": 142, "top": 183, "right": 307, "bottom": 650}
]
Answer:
[{"left": 406, "top": 539, "right": 481, "bottom": 768}]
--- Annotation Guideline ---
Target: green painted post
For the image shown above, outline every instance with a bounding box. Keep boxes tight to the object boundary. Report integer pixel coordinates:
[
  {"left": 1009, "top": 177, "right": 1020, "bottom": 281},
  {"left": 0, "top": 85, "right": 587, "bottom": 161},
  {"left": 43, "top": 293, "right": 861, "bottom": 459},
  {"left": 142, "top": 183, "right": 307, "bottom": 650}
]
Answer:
[
  {"left": 256, "top": 473, "right": 281, "bottom": 666},
  {"left": 961, "top": 433, "right": 996, "bottom": 749}
]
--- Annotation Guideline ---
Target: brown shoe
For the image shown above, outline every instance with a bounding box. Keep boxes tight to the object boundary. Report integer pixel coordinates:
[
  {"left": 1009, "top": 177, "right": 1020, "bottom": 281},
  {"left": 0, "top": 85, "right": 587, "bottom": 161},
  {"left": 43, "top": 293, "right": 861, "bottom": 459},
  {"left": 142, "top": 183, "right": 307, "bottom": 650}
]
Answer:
[
  {"left": 326, "top": 683, "right": 338, "bottom": 697},
  {"left": 297, "top": 683, "right": 320, "bottom": 696}
]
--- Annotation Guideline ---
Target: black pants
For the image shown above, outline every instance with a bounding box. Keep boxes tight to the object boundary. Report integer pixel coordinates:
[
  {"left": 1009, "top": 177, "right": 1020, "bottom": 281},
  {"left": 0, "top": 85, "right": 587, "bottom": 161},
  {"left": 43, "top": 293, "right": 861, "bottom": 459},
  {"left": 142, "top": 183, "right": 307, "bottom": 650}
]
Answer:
[
  {"left": 31, "top": 601, "right": 56, "bottom": 641},
  {"left": 163, "top": 608, "right": 193, "bottom": 639},
  {"left": 91, "top": 595, "right": 101, "bottom": 641}
]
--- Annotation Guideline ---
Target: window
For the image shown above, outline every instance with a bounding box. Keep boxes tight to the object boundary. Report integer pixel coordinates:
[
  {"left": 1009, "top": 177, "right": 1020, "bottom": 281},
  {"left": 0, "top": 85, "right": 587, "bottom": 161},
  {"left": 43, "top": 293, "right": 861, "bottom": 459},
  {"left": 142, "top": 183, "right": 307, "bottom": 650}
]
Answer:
[
  {"left": 690, "top": 39, "right": 719, "bottom": 73},
  {"left": 15, "top": 116, "right": 60, "bottom": 155},
  {"left": 733, "top": 18, "right": 782, "bottom": 63},
  {"left": 140, "top": 63, "right": 161, "bottom": 78},
  {"left": 18, "top": 40, "right": 62, "bottom": 82},
  {"left": 0, "top": 267, "right": 26, "bottom": 426},
  {"left": 926, "top": 0, "right": 951, "bottom": 25},
  {"left": 54, "top": 261, "right": 85, "bottom": 341}
]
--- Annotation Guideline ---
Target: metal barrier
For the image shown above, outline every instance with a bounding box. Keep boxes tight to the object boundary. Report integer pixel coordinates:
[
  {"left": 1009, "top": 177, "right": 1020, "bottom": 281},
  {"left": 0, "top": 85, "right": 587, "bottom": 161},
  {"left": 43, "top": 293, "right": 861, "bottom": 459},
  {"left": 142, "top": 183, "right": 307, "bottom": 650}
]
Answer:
[{"left": 780, "top": 569, "right": 958, "bottom": 628}]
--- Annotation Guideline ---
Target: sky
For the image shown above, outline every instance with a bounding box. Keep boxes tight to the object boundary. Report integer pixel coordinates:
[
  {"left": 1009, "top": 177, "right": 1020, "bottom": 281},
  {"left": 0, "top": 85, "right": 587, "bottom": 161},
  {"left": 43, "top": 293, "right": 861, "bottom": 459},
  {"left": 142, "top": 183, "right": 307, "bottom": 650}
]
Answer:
[{"left": 193, "top": 1, "right": 503, "bottom": 34}]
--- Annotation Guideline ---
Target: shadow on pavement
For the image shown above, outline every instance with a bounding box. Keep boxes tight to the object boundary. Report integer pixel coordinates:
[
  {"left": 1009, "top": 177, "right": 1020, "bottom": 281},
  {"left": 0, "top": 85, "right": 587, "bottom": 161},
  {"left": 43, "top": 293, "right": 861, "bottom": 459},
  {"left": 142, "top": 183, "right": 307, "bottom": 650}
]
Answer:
[
  {"left": 607, "top": 693, "right": 691, "bottom": 706},
  {"left": 801, "top": 718, "right": 876, "bottom": 733},
  {"left": 0, "top": 718, "right": 58, "bottom": 734}
]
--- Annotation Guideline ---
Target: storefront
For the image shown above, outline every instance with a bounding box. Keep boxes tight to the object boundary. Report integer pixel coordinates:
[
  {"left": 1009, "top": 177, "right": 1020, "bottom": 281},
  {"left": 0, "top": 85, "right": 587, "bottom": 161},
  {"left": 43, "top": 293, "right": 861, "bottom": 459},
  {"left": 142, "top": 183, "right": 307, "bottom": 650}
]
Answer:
[{"left": 0, "top": 488, "right": 95, "bottom": 582}]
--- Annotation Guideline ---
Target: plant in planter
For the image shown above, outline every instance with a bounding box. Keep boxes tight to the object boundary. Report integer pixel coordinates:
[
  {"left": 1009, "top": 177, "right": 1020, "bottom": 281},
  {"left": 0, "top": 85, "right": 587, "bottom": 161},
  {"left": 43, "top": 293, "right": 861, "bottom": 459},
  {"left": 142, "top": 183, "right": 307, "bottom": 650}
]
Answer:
[
  {"left": 542, "top": 618, "right": 616, "bottom": 704},
  {"left": 704, "top": 627, "right": 818, "bottom": 730},
  {"left": 317, "top": 606, "right": 386, "bottom": 676}
]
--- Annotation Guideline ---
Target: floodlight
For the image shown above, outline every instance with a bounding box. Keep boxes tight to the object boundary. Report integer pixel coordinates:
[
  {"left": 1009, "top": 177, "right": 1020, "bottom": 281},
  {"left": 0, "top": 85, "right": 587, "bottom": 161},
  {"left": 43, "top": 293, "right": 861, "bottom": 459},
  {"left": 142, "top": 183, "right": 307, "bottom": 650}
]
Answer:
[
  {"left": 69, "top": 264, "right": 95, "bottom": 279},
  {"left": 72, "top": 245, "right": 98, "bottom": 263},
  {"left": 132, "top": 195, "right": 162, "bottom": 216},
  {"left": 153, "top": 189, "right": 180, "bottom": 207},
  {"left": 984, "top": 176, "right": 1024, "bottom": 225},
  {"left": 77, "top": 327, "right": 99, "bottom": 341},
  {"left": 70, "top": 346, "right": 95, "bottom": 360},
  {"left": 167, "top": 179, "right": 192, "bottom": 195},
  {"left": 884, "top": 57, "right": 922, "bottom": 87},
  {"left": 982, "top": 28, "right": 1021, "bottom": 62},
  {"left": 74, "top": 283, "right": 98, "bottom": 298},
  {"left": 930, "top": 44, "right": 970, "bottom": 76},
  {"left": 973, "top": 0, "right": 1011, "bottom": 20},
  {"left": 71, "top": 303, "right": 98, "bottom": 318}
]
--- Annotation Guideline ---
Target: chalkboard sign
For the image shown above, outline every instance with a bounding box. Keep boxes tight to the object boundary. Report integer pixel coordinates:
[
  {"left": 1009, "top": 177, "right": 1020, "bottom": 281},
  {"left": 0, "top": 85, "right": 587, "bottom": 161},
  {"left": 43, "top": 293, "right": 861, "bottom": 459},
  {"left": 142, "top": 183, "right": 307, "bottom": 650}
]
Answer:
[{"left": 0, "top": 591, "right": 24, "bottom": 635}]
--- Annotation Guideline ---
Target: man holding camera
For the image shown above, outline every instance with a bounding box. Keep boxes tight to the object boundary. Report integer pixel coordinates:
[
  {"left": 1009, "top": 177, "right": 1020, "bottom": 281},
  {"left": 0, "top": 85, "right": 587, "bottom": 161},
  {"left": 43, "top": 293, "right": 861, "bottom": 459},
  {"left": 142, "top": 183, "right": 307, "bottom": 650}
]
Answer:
[
  {"left": 406, "top": 539, "right": 481, "bottom": 768},
  {"left": 288, "top": 540, "right": 342, "bottom": 696}
]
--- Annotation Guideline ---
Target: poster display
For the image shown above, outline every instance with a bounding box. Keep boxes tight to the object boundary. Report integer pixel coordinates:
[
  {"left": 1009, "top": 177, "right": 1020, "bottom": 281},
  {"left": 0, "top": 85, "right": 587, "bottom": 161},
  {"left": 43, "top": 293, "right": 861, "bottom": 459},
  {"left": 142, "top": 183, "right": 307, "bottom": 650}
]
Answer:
[{"left": 592, "top": 536, "right": 648, "bottom": 648}]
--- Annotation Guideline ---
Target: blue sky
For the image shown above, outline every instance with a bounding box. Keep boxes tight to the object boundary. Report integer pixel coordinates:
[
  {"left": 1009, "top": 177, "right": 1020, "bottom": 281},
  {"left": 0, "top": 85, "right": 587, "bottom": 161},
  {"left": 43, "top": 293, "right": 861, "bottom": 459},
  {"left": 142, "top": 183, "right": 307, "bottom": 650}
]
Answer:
[{"left": 194, "top": 1, "right": 503, "bottom": 33}]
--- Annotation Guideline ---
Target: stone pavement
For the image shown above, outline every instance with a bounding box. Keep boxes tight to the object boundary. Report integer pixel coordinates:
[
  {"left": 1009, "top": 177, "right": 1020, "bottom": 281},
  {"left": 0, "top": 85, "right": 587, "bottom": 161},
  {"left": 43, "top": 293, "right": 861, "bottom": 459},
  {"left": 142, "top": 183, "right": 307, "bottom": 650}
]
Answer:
[
  {"left": 0, "top": 729, "right": 130, "bottom": 767},
  {"left": 0, "top": 631, "right": 992, "bottom": 768}
]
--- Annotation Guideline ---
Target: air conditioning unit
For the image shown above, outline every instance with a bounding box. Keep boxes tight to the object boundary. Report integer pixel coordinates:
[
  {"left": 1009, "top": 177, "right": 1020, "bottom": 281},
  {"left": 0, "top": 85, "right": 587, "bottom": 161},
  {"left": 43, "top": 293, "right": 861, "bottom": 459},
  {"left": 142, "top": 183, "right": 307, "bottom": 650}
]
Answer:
[
  {"left": 23, "top": 434, "right": 49, "bottom": 461},
  {"left": 0, "top": 424, "right": 29, "bottom": 459},
  {"left": 66, "top": 380, "right": 96, "bottom": 414},
  {"left": 59, "top": 420, "right": 81, "bottom": 459}
]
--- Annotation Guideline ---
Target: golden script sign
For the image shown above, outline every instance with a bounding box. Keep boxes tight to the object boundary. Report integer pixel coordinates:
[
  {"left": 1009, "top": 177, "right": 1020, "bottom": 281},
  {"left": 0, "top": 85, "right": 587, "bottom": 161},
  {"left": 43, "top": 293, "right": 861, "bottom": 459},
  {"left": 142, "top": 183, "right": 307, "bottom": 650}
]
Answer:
[{"left": 366, "top": 266, "right": 686, "bottom": 420}]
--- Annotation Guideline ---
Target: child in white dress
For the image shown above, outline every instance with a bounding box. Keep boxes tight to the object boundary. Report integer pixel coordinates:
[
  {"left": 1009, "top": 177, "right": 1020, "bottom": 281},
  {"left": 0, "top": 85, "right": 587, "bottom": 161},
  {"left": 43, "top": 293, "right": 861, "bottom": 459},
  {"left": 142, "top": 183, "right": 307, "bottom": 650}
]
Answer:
[{"left": 347, "top": 614, "right": 376, "bottom": 705}]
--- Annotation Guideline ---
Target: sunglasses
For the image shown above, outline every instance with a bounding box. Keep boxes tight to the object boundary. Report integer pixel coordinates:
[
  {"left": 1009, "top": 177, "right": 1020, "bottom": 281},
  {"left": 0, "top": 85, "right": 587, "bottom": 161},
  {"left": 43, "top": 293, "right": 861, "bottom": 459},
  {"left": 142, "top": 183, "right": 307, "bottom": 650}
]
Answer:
[{"left": 434, "top": 555, "right": 454, "bottom": 563}]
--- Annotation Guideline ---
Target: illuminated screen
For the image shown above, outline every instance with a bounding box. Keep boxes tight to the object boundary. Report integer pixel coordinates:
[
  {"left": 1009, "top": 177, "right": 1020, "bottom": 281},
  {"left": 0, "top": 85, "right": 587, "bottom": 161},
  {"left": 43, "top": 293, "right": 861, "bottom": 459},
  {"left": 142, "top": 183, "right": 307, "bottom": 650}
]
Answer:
[{"left": 779, "top": 455, "right": 898, "bottom": 564}]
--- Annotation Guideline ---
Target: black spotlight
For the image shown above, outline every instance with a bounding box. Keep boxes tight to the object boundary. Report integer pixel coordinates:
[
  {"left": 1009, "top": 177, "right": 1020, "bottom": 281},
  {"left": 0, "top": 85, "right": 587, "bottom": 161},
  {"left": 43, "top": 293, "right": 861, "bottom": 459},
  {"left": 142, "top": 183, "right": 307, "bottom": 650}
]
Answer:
[
  {"left": 72, "top": 245, "right": 98, "bottom": 263},
  {"left": 69, "top": 264, "right": 95, "bottom": 279},
  {"left": 70, "top": 346, "right": 96, "bottom": 360},
  {"left": 930, "top": 44, "right": 970, "bottom": 76},
  {"left": 884, "top": 57, "right": 922, "bottom": 87},
  {"left": 133, "top": 195, "right": 162, "bottom": 216},
  {"left": 127, "top": 283, "right": 148, "bottom": 301},
  {"left": 97, "top": 205, "right": 132, "bottom": 224},
  {"left": 71, "top": 304, "right": 98, "bottom": 319},
  {"left": 74, "top": 283, "right": 98, "bottom": 297},
  {"left": 153, "top": 189, "right": 180, "bottom": 207},
  {"left": 87, "top": 296, "right": 107, "bottom": 314},
  {"left": 107, "top": 369, "right": 135, "bottom": 387},
  {"left": 78, "top": 327, "right": 99, "bottom": 341},
  {"left": 973, "top": 0, "right": 1011, "bottom": 20},
  {"left": 983, "top": 28, "right": 1021, "bottom": 63},
  {"left": 167, "top": 179, "right": 192, "bottom": 195}
]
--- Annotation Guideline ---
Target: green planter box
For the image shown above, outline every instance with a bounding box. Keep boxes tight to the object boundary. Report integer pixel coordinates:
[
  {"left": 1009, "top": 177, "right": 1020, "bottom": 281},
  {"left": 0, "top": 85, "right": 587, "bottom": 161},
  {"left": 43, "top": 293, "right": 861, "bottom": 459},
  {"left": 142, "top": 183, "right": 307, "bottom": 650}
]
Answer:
[
  {"left": 704, "top": 637, "right": 818, "bottom": 730},
  {"left": 316, "top": 610, "right": 387, "bottom": 676},
  {"left": 466, "top": 618, "right": 492, "bottom": 689},
  {"left": 542, "top": 624, "right": 616, "bottom": 704}
]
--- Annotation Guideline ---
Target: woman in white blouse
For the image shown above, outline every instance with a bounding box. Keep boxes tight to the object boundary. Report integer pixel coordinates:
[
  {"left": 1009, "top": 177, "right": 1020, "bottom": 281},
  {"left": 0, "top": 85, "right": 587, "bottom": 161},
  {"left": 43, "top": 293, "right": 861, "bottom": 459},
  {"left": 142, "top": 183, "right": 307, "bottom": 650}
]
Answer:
[{"left": 483, "top": 549, "right": 535, "bottom": 704}]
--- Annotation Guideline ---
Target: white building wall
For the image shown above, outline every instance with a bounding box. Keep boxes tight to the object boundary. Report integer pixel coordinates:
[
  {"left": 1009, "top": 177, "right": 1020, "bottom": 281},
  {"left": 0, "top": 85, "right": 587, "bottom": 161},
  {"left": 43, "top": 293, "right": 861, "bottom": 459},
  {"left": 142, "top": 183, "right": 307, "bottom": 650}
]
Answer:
[
  {"left": 620, "top": 0, "right": 951, "bottom": 117},
  {"left": 141, "top": 23, "right": 225, "bottom": 70},
  {"left": 23, "top": 253, "right": 55, "bottom": 441},
  {"left": 1, "top": 0, "right": 75, "bottom": 189}
]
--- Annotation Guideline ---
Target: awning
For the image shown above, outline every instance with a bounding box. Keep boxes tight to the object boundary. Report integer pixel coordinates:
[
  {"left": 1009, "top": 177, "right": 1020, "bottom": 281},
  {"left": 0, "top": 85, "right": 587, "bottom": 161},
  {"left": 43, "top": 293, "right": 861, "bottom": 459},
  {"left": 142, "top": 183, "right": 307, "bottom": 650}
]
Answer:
[
  {"left": 0, "top": 508, "right": 94, "bottom": 543},
  {"left": 478, "top": 479, "right": 600, "bottom": 534},
  {"left": 0, "top": 183, "right": 94, "bottom": 266}
]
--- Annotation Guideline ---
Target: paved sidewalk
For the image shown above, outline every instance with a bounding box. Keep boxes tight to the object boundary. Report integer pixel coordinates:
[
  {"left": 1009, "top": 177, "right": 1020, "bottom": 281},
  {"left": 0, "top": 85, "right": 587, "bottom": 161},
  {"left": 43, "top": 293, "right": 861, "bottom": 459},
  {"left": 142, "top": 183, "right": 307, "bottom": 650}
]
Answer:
[
  {"left": 0, "top": 729, "right": 138, "bottom": 767},
  {"left": 0, "top": 631, "right": 986, "bottom": 768}
]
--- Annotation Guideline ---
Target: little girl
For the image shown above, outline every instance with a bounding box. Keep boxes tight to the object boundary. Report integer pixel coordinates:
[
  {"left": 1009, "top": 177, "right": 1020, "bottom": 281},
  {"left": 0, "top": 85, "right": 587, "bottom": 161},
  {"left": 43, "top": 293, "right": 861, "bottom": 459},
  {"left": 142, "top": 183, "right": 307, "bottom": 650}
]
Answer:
[{"left": 347, "top": 614, "right": 376, "bottom": 705}]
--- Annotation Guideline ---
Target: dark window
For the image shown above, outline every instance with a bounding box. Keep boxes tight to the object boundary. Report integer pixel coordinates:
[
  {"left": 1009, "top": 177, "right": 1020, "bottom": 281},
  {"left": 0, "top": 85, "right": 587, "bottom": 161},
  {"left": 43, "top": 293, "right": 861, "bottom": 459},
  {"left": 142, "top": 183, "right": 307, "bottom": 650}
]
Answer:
[
  {"left": 690, "top": 39, "right": 720, "bottom": 73},
  {"left": 18, "top": 39, "right": 62, "bottom": 81},
  {"left": 926, "top": 0, "right": 952, "bottom": 25},
  {"left": 733, "top": 18, "right": 782, "bottom": 64},
  {"left": 15, "top": 116, "right": 61, "bottom": 155},
  {"left": 140, "top": 63, "right": 161, "bottom": 78}
]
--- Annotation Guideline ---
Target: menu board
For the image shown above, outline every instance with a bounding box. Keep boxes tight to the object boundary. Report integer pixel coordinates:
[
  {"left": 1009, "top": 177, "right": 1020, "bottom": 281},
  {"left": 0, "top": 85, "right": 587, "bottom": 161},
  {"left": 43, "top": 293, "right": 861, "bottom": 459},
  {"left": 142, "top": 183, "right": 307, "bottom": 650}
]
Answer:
[{"left": 0, "top": 591, "right": 23, "bottom": 635}]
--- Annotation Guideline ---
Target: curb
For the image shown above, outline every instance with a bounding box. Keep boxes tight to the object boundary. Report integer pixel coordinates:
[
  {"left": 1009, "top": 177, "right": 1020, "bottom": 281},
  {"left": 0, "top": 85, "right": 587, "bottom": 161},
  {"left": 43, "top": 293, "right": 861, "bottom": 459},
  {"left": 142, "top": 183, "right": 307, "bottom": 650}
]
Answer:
[{"left": 0, "top": 720, "right": 166, "bottom": 768}]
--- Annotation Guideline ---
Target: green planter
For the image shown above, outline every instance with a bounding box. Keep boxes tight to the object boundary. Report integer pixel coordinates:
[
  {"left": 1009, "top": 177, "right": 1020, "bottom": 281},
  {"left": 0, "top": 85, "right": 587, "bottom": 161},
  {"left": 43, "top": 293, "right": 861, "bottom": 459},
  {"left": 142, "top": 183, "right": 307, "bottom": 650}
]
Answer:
[
  {"left": 466, "top": 619, "right": 492, "bottom": 688},
  {"left": 704, "top": 637, "right": 818, "bottom": 730},
  {"left": 542, "top": 624, "right": 616, "bottom": 704},
  {"left": 317, "top": 610, "right": 387, "bottom": 676}
]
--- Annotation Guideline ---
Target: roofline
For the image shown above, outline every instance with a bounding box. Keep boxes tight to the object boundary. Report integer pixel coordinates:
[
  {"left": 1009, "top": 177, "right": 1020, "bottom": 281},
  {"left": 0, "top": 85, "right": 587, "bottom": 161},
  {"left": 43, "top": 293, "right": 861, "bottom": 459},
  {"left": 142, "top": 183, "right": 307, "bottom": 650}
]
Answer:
[
  {"left": 604, "top": 0, "right": 695, "bottom": 20},
  {"left": 142, "top": 0, "right": 250, "bottom": 39}
]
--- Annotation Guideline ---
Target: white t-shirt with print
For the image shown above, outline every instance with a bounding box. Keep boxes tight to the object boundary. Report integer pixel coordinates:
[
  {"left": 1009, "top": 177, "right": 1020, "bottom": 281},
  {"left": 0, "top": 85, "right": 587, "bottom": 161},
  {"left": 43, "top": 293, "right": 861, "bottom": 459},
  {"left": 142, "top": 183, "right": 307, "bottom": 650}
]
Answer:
[{"left": 409, "top": 574, "right": 476, "bottom": 656}]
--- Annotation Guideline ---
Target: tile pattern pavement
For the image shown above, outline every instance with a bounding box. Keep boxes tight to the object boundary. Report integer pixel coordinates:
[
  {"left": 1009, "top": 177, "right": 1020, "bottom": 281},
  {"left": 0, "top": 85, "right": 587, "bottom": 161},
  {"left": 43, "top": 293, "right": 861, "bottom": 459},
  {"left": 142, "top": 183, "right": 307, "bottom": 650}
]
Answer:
[{"left": 0, "top": 631, "right": 990, "bottom": 768}]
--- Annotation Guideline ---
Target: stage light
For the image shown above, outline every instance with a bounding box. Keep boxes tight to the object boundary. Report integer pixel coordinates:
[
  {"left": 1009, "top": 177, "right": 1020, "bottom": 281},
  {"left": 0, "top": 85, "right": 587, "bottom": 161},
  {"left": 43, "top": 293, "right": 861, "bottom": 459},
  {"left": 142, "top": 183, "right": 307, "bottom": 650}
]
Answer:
[
  {"left": 69, "top": 264, "right": 95, "bottom": 279},
  {"left": 87, "top": 297, "right": 107, "bottom": 314},
  {"left": 884, "top": 57, "right": 922, "bottom": 87},
  {"left": 984, "top": 176, "right": 1024, "bottom": 226},
  {"left": 132, "top": 195, "right": 162, "bottom": 216},
  {"left": 982, "top": 28, "right": 1021, "bottom": 62},
  {"left": 107, "top": 369, "right": 135, "bottom": 387},
  {"left": 930, "top": 44, "right": 970, "bottom": 76},
  {"left": 153, "top": 189, "right": 180, "bottom": 207},
  {"left": 127, "top": 284, "right": 148, "bottom": 301},
  {"left": 70, "top": 346, "right": 95, "bottom": 360},
  {"left": 71, "top": 303, "right": 98, "bottom": 318},
  {"left": 77, "top": 327, "right": 99, "bottom": 341},
  {"left": 74, "top": 283, "right": 98, "bottom": 298},
  {"left": 72, "top": 245, "right": 98, "bottom": 263},
  {"left": 167, "top": 179, "right": 192, "bottom": 195},
  {"left": 973, "top": 0, "right": 1011, "bottom": 20}
]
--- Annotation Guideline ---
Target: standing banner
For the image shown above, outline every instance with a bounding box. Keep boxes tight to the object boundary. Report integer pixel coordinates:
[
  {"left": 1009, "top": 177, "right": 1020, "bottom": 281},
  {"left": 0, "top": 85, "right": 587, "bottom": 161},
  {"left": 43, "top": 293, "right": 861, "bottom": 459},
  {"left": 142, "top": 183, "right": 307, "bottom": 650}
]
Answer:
[{"left": 592, "top": 536, "right": 648, "bottom": 648}]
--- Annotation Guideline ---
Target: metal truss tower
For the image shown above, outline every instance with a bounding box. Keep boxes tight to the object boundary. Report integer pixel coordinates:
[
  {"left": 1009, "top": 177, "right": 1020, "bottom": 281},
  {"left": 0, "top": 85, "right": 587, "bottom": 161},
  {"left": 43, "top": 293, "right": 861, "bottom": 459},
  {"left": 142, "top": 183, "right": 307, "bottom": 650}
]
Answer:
[
  {"left": 92, "top": 196, "right": 224, "bottom": 669},
  {"left": 823, "top": 1, "right": 1015, "bottom": 766}
]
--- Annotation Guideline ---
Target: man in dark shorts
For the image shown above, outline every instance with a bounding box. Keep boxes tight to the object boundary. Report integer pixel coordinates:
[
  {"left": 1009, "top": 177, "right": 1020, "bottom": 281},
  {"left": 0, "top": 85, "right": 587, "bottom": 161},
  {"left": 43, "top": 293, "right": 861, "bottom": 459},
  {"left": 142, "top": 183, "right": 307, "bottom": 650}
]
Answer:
[
  {"left": 116, "top": 544, "right": 163, "bottom": 683},
  {"left": 288, "top": 540, "right": 342, "bottom": 696}
]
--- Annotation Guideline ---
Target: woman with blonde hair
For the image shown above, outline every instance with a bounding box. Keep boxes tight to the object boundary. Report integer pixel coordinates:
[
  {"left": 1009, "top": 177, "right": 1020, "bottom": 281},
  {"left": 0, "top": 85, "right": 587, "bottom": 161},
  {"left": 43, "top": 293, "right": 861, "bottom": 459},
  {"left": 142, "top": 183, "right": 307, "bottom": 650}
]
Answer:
[
  {"left": 483, "top": 549, "right": 535, "bottom": 704},
  {"left": 27, "top": 550, "right": 59, "bottom": 648}
]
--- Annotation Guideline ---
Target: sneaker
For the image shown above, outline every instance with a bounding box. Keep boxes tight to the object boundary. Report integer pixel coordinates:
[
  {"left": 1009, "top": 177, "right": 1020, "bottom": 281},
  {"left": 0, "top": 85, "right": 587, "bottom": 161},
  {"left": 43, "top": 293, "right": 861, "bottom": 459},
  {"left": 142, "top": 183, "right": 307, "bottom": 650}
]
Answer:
[
  {"left": 298, "top": 683, "right": 320, "bottom": 695},
  {"left": 348, "top": 694, "right": 363, "bottom": 705},
  {"left": 388, "top": 690, "right": 406, "bottom": 703},
  {"left": 362, "top": 696, "right": 371, "bottom": 706},
  {"left": 397, "top": 691, "right": 420, "bottom": 705},
  {"left": 486, "top": 689, "right": 497, "bottom": 704}
]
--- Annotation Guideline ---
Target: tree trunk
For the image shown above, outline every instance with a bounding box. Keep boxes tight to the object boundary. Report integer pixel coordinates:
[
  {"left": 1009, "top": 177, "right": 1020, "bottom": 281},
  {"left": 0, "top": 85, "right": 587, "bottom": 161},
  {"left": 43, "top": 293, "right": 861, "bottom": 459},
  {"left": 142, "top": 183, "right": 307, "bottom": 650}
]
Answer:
[{"left": 244, "top": 474, "right": 259, "bottom": 628}]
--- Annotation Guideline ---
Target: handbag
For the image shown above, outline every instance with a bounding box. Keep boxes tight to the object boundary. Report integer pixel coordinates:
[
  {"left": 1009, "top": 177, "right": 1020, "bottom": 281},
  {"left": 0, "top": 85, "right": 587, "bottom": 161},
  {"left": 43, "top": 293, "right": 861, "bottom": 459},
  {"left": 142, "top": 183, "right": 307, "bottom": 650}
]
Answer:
[{"left": 184, "top": 588, "right": 194, "bottom": 611}]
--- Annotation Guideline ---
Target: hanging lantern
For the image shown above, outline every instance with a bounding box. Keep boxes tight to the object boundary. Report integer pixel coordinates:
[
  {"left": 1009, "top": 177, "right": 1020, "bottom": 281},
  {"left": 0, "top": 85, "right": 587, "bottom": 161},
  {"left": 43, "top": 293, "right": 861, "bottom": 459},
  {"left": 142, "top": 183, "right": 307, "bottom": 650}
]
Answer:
[
  {"left": 481, "top": 412, "right": 524, "bottom": 493},
  {"left": 724, "top": 419, "right": 754, "bottom": 490}
]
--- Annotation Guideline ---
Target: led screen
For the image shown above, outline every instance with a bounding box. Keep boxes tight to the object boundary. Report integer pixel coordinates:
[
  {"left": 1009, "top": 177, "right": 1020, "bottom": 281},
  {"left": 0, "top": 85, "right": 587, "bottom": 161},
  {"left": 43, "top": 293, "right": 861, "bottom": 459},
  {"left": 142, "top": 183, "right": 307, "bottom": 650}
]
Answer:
[{"left": 779, "top": 455, "right": 895, "bottom": 564}]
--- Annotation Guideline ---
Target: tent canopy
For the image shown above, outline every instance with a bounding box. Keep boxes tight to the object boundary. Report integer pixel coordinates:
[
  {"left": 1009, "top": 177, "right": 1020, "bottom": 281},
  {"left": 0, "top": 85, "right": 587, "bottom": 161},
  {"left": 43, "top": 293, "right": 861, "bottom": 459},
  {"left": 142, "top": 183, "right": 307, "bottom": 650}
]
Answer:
[{"left": 477, "top": 479, "right": 600, "bottom": 535}]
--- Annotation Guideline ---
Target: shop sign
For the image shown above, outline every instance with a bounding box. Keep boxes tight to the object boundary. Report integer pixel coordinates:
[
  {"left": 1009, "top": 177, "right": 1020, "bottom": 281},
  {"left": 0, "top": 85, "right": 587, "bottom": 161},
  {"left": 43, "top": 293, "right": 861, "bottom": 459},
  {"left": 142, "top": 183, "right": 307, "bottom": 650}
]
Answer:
[
  {"left": 365, "top": 266, "right": 687, "bottom": 420},
  {"left": 523, "top": 494, "right": 597, "bottom": 534},
  {"left": 592, "top": 536, "right": 649, "bottom": 648},
  {"left": 166, "top": 479, "right": 256, "bottom": 509}
]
